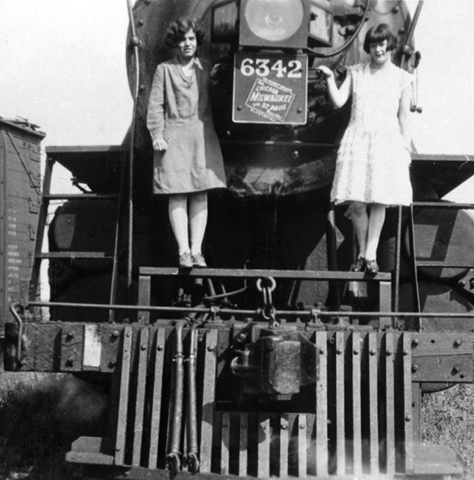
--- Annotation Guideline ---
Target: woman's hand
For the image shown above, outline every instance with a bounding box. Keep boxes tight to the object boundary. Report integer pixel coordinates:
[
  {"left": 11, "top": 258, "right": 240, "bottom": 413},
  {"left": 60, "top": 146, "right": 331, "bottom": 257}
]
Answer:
[
  {"left": 153, "top": 138, "right": 168, "bottom": 152},
  {"left": 318, "top": 65, "right": 334, "bottom": 79}
]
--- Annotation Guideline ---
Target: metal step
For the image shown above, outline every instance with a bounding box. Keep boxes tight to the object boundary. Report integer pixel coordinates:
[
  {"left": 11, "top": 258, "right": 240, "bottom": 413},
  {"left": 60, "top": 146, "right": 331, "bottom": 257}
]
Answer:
[
  {"left": 43, "top": 193, "right": 118, "bottom": 200},
  {"left": 37, "top": 252, "right": 113, "bottom": 259}
]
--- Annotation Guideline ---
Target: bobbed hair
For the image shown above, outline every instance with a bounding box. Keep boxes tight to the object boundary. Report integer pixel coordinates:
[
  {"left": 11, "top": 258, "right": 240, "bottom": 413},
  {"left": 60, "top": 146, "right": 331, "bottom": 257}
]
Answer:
[
  {"left": 164, "top": 18, "right": 207, "bottom": 50},
  {"left": 363, "top": 23, "right": 397, "bottom": 54}
]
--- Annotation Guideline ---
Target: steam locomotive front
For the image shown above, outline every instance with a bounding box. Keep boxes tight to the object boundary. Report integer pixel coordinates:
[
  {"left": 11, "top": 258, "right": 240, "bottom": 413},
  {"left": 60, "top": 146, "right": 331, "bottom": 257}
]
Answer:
[
  {"left": 128, "top": 0, "right": 419, "bottom": 196},
  {"left": 6, "top": 1, "right": 474, "bottom": 479}
]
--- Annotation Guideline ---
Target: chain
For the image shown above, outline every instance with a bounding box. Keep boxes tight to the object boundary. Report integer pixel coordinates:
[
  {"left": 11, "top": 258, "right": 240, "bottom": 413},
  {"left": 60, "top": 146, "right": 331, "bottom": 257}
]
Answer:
[{"left": 256, "top": 277, "right": 278, "bottom": 328}]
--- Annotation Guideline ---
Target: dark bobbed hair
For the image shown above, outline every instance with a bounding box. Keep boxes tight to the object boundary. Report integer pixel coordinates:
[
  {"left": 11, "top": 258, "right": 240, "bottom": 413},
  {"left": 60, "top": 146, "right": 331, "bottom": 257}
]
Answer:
[
  {"left": 164, "top": 18, "right": 206, "bottom": 49},
  {"left": 363, "top": 23, "right": 397, "bottom": 54}
]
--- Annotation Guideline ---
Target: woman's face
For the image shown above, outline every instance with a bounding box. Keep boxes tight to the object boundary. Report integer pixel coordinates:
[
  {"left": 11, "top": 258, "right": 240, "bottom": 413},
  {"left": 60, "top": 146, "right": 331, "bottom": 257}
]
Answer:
[
  {"left": 177, "top": 29, "right": 197, "bottom": 60},
  {"left": 369, "top": 39, "right": 390, "bottom": 65}
]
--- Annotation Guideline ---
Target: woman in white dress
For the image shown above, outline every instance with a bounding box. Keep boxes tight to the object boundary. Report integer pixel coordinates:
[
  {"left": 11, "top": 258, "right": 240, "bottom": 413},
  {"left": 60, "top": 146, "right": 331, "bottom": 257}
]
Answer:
[{"left": 319, "top": 23, "right": 413, "bottom": 274}]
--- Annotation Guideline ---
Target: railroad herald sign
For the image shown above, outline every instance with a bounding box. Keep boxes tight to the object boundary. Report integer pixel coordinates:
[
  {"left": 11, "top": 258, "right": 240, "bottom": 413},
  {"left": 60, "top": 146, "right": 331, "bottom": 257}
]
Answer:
[{"left": 233, "top": 52, "right": 308, "bottom": 125}]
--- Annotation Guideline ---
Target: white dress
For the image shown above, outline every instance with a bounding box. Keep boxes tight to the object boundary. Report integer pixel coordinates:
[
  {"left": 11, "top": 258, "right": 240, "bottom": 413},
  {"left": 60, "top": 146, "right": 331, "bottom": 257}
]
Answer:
[{"left": 330, "top": 63, "right": 413, "bottom": 206}]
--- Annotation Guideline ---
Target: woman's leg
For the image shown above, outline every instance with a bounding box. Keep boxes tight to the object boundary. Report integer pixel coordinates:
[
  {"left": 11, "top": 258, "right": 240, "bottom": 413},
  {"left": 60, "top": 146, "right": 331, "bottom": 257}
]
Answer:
[
  {"left": 169, "top": 194, "right": 190, "bottom": 255},
  {"left": 351, "top": 202, "right": 369, "bottom": 258},
  {"left": 189, "top": 191, "right": 208, "bottom": 255},
  {"left": 365, "top": 204, "right": 386, "bottom": 260}
]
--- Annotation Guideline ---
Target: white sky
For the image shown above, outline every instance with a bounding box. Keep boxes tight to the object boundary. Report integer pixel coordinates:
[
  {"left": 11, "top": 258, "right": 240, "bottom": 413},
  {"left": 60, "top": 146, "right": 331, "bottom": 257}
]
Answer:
[{"left": 1, "top": 0, "right": 474, "bottom": 200}]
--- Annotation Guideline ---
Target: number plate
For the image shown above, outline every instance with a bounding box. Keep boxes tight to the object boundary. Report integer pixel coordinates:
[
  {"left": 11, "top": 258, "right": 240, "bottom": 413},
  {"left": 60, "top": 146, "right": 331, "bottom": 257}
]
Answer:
[{"left": 233, "top": 52, "right": 308, "bottom": 125}]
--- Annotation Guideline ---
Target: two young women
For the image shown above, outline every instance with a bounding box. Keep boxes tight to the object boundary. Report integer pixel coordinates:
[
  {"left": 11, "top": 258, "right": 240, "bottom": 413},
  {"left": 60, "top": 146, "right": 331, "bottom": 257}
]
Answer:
[{"left": 148, "top": 20, "right": 412, "bottom": 273}]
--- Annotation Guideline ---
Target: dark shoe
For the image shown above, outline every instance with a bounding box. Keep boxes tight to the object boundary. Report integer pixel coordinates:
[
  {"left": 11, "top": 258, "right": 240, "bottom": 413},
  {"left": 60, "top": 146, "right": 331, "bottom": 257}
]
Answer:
[
  {"left": 365, "top": 259, "right": 380, "bottom": 274},
  {"left": 350, "top": 257, "right": 366, "bottom": 272},
  {"left": 179, "top": 252, "right": 193, "bottom": 269},
  {"left": 191, "top": 253, "right": 207, "bottom": 268}
]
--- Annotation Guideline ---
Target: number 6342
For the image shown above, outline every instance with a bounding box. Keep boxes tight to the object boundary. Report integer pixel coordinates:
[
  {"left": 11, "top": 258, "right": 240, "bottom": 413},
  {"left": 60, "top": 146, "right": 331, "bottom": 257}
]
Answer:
[{"left": 240, "top": 58, "right": 303, "bottom": 78}]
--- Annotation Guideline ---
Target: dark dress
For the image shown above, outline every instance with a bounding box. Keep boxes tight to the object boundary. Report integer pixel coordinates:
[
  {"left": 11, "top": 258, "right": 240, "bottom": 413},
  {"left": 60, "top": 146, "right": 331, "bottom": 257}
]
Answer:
[{"left": 147, "top": 56, "right": 226, "bottom": 194}]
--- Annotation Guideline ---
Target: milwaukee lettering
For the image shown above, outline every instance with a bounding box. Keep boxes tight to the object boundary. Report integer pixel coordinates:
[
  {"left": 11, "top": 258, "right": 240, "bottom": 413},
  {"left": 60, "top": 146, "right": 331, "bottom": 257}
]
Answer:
[
  {"left": 245, "top": 77, "right": 295, "bottom": 123},
  {"left": 248, "top": 92, "right": 293, "bottom": 103}
]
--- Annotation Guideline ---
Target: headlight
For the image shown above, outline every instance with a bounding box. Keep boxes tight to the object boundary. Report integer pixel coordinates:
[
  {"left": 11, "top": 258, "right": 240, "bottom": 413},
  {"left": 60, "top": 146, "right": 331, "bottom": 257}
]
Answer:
[{"left": 244, "top": 0, "right": 305, "bottom": 42}]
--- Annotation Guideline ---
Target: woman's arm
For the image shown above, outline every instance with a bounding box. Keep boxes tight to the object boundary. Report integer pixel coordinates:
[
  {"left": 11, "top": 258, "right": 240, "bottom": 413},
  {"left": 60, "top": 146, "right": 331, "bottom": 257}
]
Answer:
[
  {"left": 398, "top": 86, "right": 411, "bottom": 151},
  {"left": 318, "top": 66, "right": 352, "bottom": 109},
  {"left": 147, "top": 65, "right": 168, "bottom": 151}
]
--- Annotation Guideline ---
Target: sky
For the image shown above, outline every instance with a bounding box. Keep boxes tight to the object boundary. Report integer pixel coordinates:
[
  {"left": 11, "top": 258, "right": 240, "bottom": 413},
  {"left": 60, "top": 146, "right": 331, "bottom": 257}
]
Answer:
[{"left": 1, "top": 0, "right": 474, "bottom": 200}]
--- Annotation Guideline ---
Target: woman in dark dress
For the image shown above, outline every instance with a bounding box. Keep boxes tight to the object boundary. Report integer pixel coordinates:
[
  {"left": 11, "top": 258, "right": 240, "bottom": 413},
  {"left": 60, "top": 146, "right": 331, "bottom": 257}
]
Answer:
[{"left": 147, "top": 18, "right": 226, "bottom": 268}]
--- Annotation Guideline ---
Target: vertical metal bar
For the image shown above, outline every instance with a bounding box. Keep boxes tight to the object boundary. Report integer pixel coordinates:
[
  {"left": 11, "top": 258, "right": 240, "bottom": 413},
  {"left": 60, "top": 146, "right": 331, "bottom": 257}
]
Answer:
[
  {"left": 335, "top": 331, "right": 345, "bottom": 476},
  {"left": 394, "top": 205, "right": 402, "bottom": 312},
  {"left": 408, "top": 204, "right": 421, "bottom": 314},
  {"left": 279, "top": 414, "right": 289, "bottom": 479},
  {"left": 137, "top": 275, "right": 151, "bottom": 324},
  {"left": 115, "top": 326, "right": 133, "bottom": 465},
  {"left": 221, "top": 412, "right": 230, "bottom": 475},
  {"left": 297, "top": 414, "right": 307, "bottom": 478},
  {"left": 126, "top": 0, "right": 139, "bottom": 298},
  {"left": 258, "top": 414, "right": 270, "bottom": 479},
  {"left": 29, "top": 156, "right": 54, "bottom": 302},
  {"left": 379, "top": 280, "right": 393, "bottom": 329},
  {"left": 315, "top": 332, "right": 328, "bottom": 476},
  {"left": 199, "top": 329, "right": 218, "bottom": 473},
  {"left": 132, "top": 328, "right": 149, "bottom": 466},
  {"left": 403, "top": 333, "right": 414, "bottom": 473},
  {"left": 385, "top": 332, "right": 396, "bottom": 474},
  {"left": 148, "top": 328, "right": 165, "bottom": 468},
  {"left": 239, "top": 413, "right": 248, "bottom": 477},
  {"left": 352, "top": 332, "right": 362, "bottom": 476},
  {"left": 326, "top": 202, "right": 341, "bottom": 310},
  {"left": 368, "top": 332, "right": 379, "bottom": 475}
]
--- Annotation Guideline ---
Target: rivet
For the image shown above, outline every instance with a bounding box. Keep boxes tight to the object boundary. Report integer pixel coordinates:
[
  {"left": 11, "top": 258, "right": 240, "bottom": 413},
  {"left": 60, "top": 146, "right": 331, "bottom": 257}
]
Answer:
[
  {"left": 386, "top": 350, "right": 392, "bottom": 356},
  {"left": 405, "top": 415, "right": 411, "bottom": 422},
  {"left": 223, "top": 423, "right": 228, "bottom": 428},
  {"left": 116, "top": 446, "right": 121, "bottom": 452},
  {"left": 66, "top": 356, "right": 74, "bottom": 366},
  {"left": 109, "top": 361, "right": 116, "bottom": 367},
  {"left": 369, "top": 350, "right": 376, "bottom": 356},
  {"left": 412, "top": 338, "right": 419, "bottom": 346},
  {"left": 412, "top": 365, "right": 419, "bottom": 373},
  {"left": 454, "top": 339, "right": 462, "bottom": 347},
  {"left": 237, "top": 106, "right": 242, "bottom": 111},
  {"left": 403, "top": 350, "right": 409, "bottom": 356},
  {"left": 299, "top": 424, "right": 305, "bottom": 429},
  {"left": 139, "top": 84, "right": 146, "bottom": 92},
  {"left": 141, "top": 344, "right": 147, "bottom": 351},
  {"left": 126, "top": 331, "right": 131, "bottom": 337},
  {"left": 336, "top": 349, "right": 342, "bottom": 355},
  {"left": 157, "top": 345, "right": 163, "bottom": 351},
  {"left": 281, "top": 424, "right": 287, "bottom": 430},
  {"left": 138, "top": 19, "right": 144, "bottom": 27},
  {"left": 297, "top": 108, "right": 303, "bottom": 113},
  {"left": 111, "top": 330, "right": 119, "bottom": 338},
  {"left": 392, "top": 6, "right": 400, "bottom": 13},
  {"left": 320, "top": 349, "right": 325, "bottom": 355},
  {"left": 207, "top": 346, "right": 215, "bottom": 352},
  {"left": 262, "top": 425, "right": 266, "bottom": 431},
  {"left": 353, "top": 350, "right": 359, "bottom": 355}
]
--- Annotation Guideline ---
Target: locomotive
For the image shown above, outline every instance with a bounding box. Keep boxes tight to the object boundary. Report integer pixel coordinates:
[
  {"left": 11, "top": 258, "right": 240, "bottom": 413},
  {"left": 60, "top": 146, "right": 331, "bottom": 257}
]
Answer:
[{"left": 2, "top": 0, "right": 474, "bottom": 478}]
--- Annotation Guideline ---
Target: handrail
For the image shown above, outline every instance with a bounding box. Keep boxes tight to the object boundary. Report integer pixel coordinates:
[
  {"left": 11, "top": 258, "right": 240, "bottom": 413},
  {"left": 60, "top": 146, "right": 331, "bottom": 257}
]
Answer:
[{"left": 27, "top": 300, "right": 474, "bottom": 319}]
